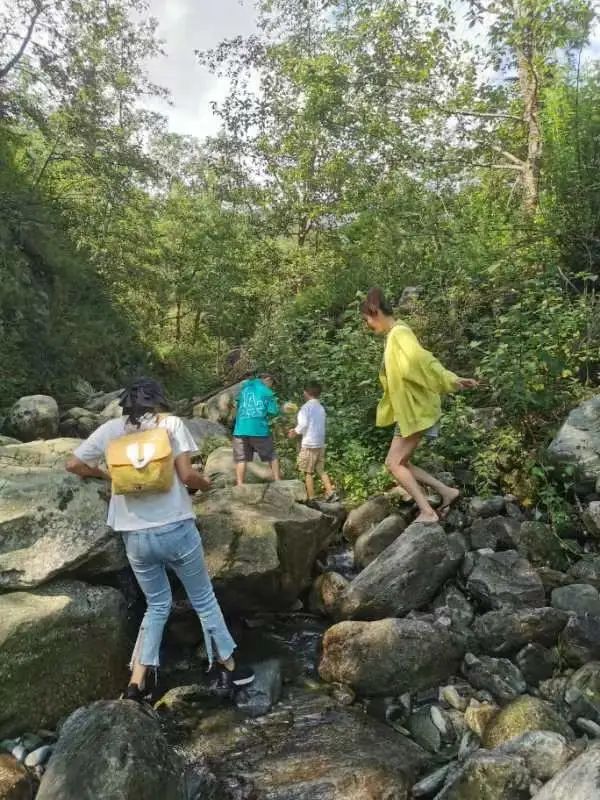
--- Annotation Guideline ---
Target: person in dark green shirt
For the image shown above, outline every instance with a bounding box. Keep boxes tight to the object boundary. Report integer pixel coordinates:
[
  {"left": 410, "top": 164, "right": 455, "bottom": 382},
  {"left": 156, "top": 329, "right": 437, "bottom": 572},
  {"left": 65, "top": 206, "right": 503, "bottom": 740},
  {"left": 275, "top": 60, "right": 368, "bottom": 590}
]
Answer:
[{"left": 233, "top": 373, "right": 281, "bottom": 485}]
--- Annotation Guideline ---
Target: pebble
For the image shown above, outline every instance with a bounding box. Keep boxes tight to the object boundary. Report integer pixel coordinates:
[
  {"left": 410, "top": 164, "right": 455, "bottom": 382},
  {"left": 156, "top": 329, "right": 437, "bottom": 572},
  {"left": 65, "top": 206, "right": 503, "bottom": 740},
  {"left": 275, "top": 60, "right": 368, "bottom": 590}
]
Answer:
[
  {"left": 440, "top": 685, "right": 468, "bottom": 712},
  {"left": 0, "top": 739, "right": 18, "bottom": 753},
  {"left": 430, "top": 705, "right": 451, "bottom": 737},
  {"left": 25, "top": 744, "right": 53, "bottom": 767},
  {"left": 11, "top": 744, "right": 27, "bottom": 762},
  {"left": 458, "top": 729, "right": 480, "bottom": 761},
  {"left": 575, "top": 717, "right": 600, "bottom": 738},
  {"left": 21, "top": 733, "right": 43, "bottom": 751}
]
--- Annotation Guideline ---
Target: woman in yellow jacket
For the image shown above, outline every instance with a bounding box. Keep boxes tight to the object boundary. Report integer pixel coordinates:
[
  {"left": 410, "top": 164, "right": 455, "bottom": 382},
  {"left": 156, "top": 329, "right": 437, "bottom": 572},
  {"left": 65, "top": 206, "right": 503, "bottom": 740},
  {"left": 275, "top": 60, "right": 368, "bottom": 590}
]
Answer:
[{"left": 361, "top": 288, "right": 477, "bottom": 523}]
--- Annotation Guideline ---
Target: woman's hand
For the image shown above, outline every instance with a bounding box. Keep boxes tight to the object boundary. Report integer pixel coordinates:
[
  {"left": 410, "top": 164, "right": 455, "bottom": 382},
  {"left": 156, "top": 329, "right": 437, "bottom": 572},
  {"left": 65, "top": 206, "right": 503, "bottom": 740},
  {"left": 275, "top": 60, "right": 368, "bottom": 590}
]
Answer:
[{"left": 456, "top": 377, "right": 478, "bottom": 390}]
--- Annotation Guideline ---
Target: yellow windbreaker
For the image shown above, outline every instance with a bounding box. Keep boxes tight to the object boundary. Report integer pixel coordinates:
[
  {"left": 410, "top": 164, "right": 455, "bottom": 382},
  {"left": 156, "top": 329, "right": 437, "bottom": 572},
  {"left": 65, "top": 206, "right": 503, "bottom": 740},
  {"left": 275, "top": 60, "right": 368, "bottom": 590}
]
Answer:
[{"left": 376, "top": 323, "right": 459, "bottom": 437}]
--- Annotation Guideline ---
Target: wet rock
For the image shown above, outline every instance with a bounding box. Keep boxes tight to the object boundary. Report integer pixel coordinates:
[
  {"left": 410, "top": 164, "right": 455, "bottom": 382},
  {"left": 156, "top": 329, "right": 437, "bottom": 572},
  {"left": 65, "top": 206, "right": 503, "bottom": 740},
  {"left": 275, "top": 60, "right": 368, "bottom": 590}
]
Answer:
[
  {"left": 409, "top": 707, "right": 442, "bottom": 752},
  {"left": 462, "top": 653, "right": 527, "bottom": 703},
  {"left": 319, "top": 618, "right": 465, "bottom": 696},
  {"left": 469, "top": 496, "right": 506, "bottom": 518},
  {"left": 353, "top": 515, "right": 407, "bottom": 569},
  {"left": 24, "top": 746, "right": 52, "bottom": 768},
  {"left": 412, "top": 764, "right": 452, "bottom": 797},
  {"left": 342, "top": 496, "right": 392, "bottom": 543},
  {"left": 339, "top": 524, "right": 465, "bottom": 620},
  {"left": 575, "top": 717, "right": 600, "bottom": 737},
  {"left": 36, "top": 701, "right": 186, "bottom": 800},
  {"left": 0, "top": 753, "right": 33, "bottom": 800},
  {"left": 513, "top": 521, "right": 569, "bottom": 570},
  {"left": 309, "top": 500, "right": 348, "bottom": 530},
  {"left": 6, "top": 395, "right": 58, "bottom": 441},
  {"left": 308, "top": 572, "right": 349, "bottom": 618},
  {"left": 0, "top": 440, "right": 127, "bottom": 590},
  {"left": 568, "top": 556, "right": 600, "bottom": 589},
  {"left": 515, "top": 643, "right": 556, "bottom": 685},
  {"left": 435, "top": 751, "right": 530, "bottom": 800},
  {"left": 193, "top": 481, "right": 336, "bottom": 613},
  {"left": 466, "top": 550, "right": 546, "bottom": 610},
  {"left": 563, "top": 662, "right": 600, "bottom": 723},
  {"left": 0, "top": 581, "right": 129, "bottom": 737},
  {"left": 548, "top": 395, "right": 600, "bottom": 489},
  {"left": 552, "top": 583, "right": 600, "bottom": 616},
  {"left": 186, "top": 687, "right": 429, "bottom": 799},
  {"left": 483, "top": 695, "right": 573, "bottom": 748},
  {"left": 533, "top": 743, "right": 600, "bottom": 799},
  {"left": 234, "top": 659, "right": 282, "bottom": 718},
  {"left": 468, "top": 516, "right": 519, "bottom": 551},
  {"left": 583, "top": 501, "right": 600, "bottom": 537},
  {"left": 472, "top": 607, "right": 568, "bottom": 655},
  {"left": 560, "top": 614, "right": 600, "bottom": 666},
  {"left": 492, "top": 731, "right": 572, "bottom": 781}
]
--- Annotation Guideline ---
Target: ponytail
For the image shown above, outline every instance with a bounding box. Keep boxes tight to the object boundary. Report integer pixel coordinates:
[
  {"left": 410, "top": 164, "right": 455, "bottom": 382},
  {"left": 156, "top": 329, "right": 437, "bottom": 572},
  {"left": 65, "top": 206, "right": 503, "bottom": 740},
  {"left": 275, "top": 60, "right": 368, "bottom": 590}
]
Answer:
[{"left": 360, "top": 287, "right": 394, "bottom": 316}]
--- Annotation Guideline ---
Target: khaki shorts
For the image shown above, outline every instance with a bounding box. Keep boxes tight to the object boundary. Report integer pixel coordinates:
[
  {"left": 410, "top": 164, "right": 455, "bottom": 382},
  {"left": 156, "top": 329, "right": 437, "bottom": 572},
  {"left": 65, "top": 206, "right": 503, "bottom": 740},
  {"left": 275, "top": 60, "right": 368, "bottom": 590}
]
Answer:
[{"left": 298, "top": 446, "right": 325, "bottom": 475}]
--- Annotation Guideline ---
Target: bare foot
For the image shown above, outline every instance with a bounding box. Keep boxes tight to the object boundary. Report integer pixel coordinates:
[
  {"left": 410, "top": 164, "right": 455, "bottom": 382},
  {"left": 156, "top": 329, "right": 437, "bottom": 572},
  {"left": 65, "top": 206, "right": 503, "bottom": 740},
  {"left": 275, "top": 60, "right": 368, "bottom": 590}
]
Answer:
[
  {"left": 415, "top": 511, "right": 440, "bottom": 524},
  {"left": 439, "top": 487, "right": 460, "bottom": 518}
]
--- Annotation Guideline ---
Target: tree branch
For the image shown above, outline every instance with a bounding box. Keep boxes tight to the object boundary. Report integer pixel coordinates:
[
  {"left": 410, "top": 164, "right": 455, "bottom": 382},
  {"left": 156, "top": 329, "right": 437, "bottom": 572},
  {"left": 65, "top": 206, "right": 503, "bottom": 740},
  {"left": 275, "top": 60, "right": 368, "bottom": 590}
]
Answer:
[{"left": 0, "top": 2, "right": 46, "bottom": 81}]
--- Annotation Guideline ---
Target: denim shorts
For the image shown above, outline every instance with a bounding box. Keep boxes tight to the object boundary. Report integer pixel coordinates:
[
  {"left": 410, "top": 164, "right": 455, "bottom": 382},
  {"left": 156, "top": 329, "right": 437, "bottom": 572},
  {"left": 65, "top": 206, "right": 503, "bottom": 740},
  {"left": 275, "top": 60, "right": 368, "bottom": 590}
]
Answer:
[{"left": 393, "top": 423, "right": 439, "bottom": 440}]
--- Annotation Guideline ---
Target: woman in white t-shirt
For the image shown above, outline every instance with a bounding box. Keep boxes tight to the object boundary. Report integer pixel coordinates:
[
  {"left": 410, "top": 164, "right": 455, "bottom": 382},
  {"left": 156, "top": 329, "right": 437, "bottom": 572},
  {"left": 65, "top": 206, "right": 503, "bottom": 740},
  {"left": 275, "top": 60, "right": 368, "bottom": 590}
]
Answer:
[{"left": 66, "top": 377, "right": 254, "bottom": 701}]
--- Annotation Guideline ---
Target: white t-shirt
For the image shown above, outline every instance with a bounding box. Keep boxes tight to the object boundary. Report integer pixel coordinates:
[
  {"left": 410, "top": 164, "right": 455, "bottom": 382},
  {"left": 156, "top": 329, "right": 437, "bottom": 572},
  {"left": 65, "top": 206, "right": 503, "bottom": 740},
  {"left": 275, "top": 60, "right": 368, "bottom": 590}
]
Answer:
[
  {"left": 74, "top": 414, "right": 197, "bottom": 532},
  {"left": 295, "top": 399, "right": 326, "bottom": 448}
]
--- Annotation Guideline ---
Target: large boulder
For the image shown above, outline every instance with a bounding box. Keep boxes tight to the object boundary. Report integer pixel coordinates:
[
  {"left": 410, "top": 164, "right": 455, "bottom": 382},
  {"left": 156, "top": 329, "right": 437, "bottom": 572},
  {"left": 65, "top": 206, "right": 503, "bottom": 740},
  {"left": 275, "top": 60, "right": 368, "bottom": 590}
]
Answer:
[
  {"left": 181, "top": 686, "right": 428, "bottom": 799},
  {"left": 568, "top": 555, "right": 600, "bottom": 588},
  {"left": 493, "top": 731, "right": 572, "bottom": 781},
  {"left": 6, "top": 395, "right": 58, "bottom": 441},
  {"left": 552, "top": 583, "right": 600, "bottom": 616},
  {"left": 339, "top": 523, "right": 466, "bottom": 620},
  {"left": 0, "top": 440, "right": 126, "bottom": 591},
  {"left": 319, "top": 618, "right": 466, "bottom": 696},
  {"left": 0, "top": 581, "right": 130, "bottom": 737},
  {"left": 534, "top": 744, "right": 600, "bottom": 800},
  {"left": 342, "top": 496, "right": 392, "bottom": 543},
  {"left": 472, "top": 607, "right": 569, "bottom": 655},
  {"left": 181, "top": 418, "right": 229, "bottom": 457},
  {"left": 192, "top": 382, "right": 243, "bottom": 425},
  {"left": 512, "top": 521, "right": 569, "bottom": 570},
  {"left": 353, "top": 514, "right": 407, "bottom": 569},
  {"left": 36, "top": 701, "right": 186, "bottom": 800},
  {"left": 462, "top": 653, "right": 527, "bottom": 703},
  {"left": 204, "top": 445, "right": 273, "bottom": 487},
  {"left": 549, "top": 395, "right": 600, "bottom": 491},
  {"left": 435, "top": 752, "right": 530, "bottom": 800},
  {"left": 483, "top": 695, "right": 573, "bottom": 749},
  {"left": 466, "top": 550, "right": 545, "bottom": 610},
  {"left": 59, "top": 407, "right": 101, "bottom": 438},
  {"left": 560, "top": 614, "right": 600, "bottom": 667},
  {"left": 563, "top": 662, "right": 600, "bottom": 724},
  {"left": 193, "top": 481, "right": 336, "bottom": 612}
]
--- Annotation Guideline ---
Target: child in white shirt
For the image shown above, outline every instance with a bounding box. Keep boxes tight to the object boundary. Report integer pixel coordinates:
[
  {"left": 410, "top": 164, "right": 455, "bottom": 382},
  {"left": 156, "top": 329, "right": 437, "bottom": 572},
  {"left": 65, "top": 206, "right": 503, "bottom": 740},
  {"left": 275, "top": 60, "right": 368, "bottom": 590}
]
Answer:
[{"left": 288, "top": 380, "right": 337, "bottom": 502}]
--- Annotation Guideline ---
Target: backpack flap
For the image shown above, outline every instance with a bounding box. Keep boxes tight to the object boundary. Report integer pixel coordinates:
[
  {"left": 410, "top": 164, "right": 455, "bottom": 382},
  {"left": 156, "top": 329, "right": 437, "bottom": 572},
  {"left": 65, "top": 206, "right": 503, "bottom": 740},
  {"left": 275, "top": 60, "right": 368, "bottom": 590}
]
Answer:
[{"left": 106, "top": 427, "right": 174, "bottom": 495}]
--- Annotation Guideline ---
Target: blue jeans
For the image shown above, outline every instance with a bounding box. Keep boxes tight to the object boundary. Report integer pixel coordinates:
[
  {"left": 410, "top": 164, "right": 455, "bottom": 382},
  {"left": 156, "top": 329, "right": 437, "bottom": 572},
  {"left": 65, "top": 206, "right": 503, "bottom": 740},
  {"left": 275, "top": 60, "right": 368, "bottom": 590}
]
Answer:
[{"left": 122, "top": 519, "right": 236, "bottom": 670}]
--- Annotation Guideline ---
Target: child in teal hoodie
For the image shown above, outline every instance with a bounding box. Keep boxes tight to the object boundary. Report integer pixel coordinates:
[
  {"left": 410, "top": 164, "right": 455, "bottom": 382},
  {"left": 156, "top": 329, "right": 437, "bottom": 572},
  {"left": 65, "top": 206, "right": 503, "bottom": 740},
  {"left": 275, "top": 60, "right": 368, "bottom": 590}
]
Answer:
[{"left": 233, "top": 373, "right": 281, "bottom": 485}]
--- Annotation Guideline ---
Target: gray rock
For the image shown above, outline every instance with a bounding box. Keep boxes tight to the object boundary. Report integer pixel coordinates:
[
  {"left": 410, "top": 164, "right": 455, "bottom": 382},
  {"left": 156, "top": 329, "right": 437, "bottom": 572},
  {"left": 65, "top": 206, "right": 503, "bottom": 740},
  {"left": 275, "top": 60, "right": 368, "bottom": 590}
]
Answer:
[
  {"left": 181, "top": 418, "right": 229, "bottom": 457},
  {"left": 193, "top": 481, "right": 336, "bottom": 612},
  {"left": 36, "top": 701, "right": 186, "bottom": 800},
  {"left": 342, "top": 496, "right": 392, "bottom": 543},
  {"left": 513, "top": 521, "right": 569, "bottom": 570},
  {"left": 563, "top": 662, "right": 600, "bottom": 723},
  {"left": 515, "top": 643, "right": 556, "bottom": 686},
  {"left": 435, "top": 751, "right": 530, "bottom": 799},
  {"left": 466, "top": 550, "right": 546, "bottom": 610},
  {"left": 548, "top": 395, "right": 600, "bottom": 490},
  {"left": 204, "top": 445, "right": 274, "bottom": 487},
  {"left": 11, "top": 745, "right": 26, "bottom": 763},
  {"left": 552, "top": 583, "right": 600, "bottom": 616},
  {"left": 319, "top": 618, "right": 466, "bottom": 696},
  {"left": 433, "top": 586, "right": 475, "bottom": 629},
  {"left": 492, "top": 731, "right": 572, "bottom": 781},
  {"left": 472, "top": 607, "right": 568, "bottom": 655},
  {"left": 583, "top": 501, "right": 600, "bottom": 538},
  {"left": 353, "top": 515, "right": 407, "bottom": 569},
  {"left": 537, "top": 566, "right": 572, "bottom": 593},
  {"left": 0, "top": 440, "right": 127, "bottom": 590},
  {"left": 440, "top": 685, "right": 469, "bottom": 713},
  {"left": 409, "top": 706, "right": 442, "bottom": 752},
  {"left": 468, "top": 516, "right": 519, "bottom": 550},
  {"left": 569, "top": 556, "right": 600, "bottom": 589},
  {"left": 0, "top": 581, "right": 129, "bottom": 738},
  {"left": 308, "top": 571, "right": 349, "bottom": 618},
  {"left": 462, "top": 653, "right": 527, "bottom": 703},
  {"left": 575, "top": 717, "right": 600, "bottom": 737},
  {"left": 560, "top": 614, "right": 600, "bottom": 667},
  {"left": 192, "top": 381, "right": 243, "bottom": 425},
  {"left": 483, "top": 695, "right": 574, "bottom": 748},
  {"left": 533, "top": 743, "right": 600, "bottom": 799},
  {"left": 469, "top": 496, "right": 506, "bottom": 518},
  {"left": 412, "top": 764, "right": 452, "bottom": 797},
  {"left": 458, "top": 730, "right": 480, "bottom": 761},
  {"left": 234, "top": 659, "right": 282, "bottom": 718},
  {"left": 339, "top": 523, "right": 466, "bottom": 620},
  {"left": 24, "top": 745, "right": 53, "bottom": 767},
  {"left": 6, "top": 395, "right": 59, "bottom": 441}
]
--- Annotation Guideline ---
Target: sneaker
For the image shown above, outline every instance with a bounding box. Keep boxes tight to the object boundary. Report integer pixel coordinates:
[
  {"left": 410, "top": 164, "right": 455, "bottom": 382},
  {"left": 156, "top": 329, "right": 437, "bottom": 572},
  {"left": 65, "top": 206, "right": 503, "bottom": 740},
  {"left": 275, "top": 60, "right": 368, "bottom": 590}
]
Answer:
[
  {"left": 231, "top": 665, "right": 255, "bottom": 688},
  {"left": 122, "top": 683, "right": 147, "bottom": 703},
  {"left": 208, "top": 664, "right": 256, "bottom": 698}
]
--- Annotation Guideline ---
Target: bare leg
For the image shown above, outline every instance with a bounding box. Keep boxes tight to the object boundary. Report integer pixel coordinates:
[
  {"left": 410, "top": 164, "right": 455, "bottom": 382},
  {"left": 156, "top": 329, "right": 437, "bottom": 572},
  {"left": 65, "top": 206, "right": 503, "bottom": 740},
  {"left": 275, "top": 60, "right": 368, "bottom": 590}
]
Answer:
[
  {"left": 235, "top": 461, "right": 247, "bottom": 486},
  {"left": 304, "top": 472, "right": 315, "bottom": 499},
  {"left": 130, "top": 662, "right": 147, "bottom": 688},
  {"left": 385, "top": 434, "right": 438, "bottom": 523},
  {"left": 318, "top": 470, "right": 335, "bottom": 497},
  {"left": 408, "top": 464, "right": 460, "bottom": 513},
  {"left": 270, "top": 458, "right": 281, "bottom": 481}
]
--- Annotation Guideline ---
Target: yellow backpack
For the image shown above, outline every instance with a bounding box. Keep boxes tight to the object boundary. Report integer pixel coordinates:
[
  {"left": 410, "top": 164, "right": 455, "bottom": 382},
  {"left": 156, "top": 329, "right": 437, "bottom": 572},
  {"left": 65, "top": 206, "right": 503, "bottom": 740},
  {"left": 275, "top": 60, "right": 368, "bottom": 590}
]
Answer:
[{"left": 106, "top": 418, "right": 175, "bottom": 496}]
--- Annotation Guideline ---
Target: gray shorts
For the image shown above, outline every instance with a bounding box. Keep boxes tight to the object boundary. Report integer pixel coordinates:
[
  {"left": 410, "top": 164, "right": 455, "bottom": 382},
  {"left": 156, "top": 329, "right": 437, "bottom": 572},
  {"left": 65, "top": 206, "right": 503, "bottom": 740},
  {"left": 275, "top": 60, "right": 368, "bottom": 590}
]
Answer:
[{"left": 233, "top": 435, "right": 277, "bottom": 463}]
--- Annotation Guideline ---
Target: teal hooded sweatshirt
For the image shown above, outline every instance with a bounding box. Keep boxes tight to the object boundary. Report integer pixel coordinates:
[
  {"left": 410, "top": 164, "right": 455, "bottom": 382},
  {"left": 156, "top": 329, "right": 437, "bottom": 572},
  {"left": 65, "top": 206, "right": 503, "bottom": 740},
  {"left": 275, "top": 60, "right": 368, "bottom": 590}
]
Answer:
[{"left": 233, "top": 378, "right": 279, "bottom": 437}]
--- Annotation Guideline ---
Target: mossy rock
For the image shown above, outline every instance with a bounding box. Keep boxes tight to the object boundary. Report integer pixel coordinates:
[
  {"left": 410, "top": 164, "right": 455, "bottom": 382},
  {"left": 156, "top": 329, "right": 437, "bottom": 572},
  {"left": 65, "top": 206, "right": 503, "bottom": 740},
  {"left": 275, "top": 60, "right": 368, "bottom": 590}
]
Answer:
[{"left": 483, "top": 695, "right": 573, "bottom": 748}]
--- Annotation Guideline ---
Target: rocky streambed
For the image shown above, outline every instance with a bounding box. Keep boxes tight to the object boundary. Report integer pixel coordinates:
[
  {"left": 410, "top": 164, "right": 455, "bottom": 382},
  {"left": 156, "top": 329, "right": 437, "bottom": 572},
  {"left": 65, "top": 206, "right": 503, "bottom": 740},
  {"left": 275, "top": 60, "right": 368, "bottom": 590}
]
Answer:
[{"left": 2, "top": 391, "right": 600, "bottom": 798}]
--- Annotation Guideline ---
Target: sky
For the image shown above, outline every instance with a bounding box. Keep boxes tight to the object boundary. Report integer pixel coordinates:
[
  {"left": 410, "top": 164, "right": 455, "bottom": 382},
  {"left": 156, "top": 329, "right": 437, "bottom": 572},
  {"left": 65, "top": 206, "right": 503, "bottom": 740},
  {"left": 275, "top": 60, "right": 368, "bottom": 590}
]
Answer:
[{"left": 145, "top": 0, "right": 258, "bottom": 139}]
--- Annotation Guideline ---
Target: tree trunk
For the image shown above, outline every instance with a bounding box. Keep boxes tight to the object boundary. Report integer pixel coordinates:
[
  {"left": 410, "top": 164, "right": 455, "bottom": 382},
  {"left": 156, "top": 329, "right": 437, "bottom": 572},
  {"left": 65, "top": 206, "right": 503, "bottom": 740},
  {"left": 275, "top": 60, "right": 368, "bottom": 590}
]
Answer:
[{"left": 517, "top": 49, "right": 542, "bottom": 217}]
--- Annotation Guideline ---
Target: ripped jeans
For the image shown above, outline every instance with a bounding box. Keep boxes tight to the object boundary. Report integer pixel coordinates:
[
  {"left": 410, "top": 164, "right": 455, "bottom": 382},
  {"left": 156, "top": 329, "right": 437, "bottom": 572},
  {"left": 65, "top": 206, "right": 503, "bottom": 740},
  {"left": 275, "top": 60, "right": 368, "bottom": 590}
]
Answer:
[{"left": 122, "top": 518, "right": 236, "bottom": 671}]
